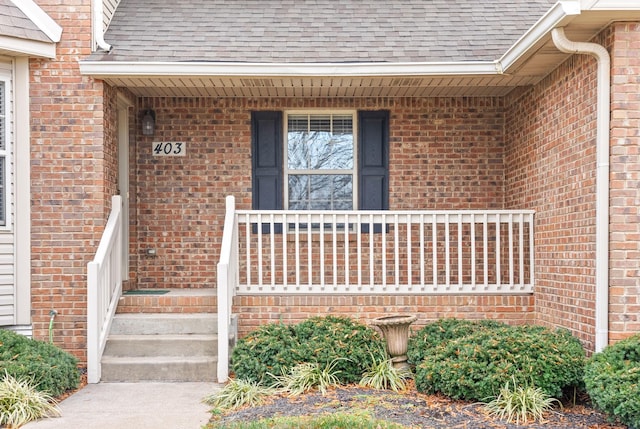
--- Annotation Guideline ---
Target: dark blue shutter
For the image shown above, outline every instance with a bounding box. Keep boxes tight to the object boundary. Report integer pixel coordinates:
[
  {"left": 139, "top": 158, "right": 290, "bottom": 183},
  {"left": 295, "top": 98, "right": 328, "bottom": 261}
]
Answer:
[
  {"left": 251, "top": 111, "right": 283, "bottom": 232},
  {"left": 359, "top": 110, "right": 389, "bottom": 232}
]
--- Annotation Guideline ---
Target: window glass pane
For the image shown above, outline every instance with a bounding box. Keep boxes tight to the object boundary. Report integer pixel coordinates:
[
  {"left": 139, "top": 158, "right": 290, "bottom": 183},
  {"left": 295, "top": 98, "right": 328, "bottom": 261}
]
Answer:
[
  {"left": 287, "top": 114, "right": 353, "bottom": 170},
  {"left": 288, "top": 174, "right": 352, "bottom": 210}
]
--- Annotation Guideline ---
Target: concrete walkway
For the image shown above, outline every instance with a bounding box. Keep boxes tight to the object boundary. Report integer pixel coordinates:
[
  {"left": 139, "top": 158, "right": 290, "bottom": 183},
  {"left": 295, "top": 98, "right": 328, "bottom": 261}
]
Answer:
[{"left": 24, "top": 382, "right": 220, "bottom": 429}]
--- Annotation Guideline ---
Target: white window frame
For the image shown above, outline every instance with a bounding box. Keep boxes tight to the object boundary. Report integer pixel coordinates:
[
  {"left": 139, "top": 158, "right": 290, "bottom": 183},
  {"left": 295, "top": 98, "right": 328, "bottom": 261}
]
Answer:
[
  {"left": 0, "top": 72, "right": 11, "bottom": 230},
  {"left": 283, "top": 110, "right": 359, "bottom": 211}
]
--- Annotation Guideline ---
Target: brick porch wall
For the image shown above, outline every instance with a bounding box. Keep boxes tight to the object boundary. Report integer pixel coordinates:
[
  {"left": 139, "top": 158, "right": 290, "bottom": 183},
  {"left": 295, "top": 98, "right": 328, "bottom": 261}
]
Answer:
[
  {"left": 234, "top": 295, "right": 535, "bottom": 338},
  {"left": 29, "top": 0, "right": 114, "bottom": 361},
  {"left": 133, "top": 97, "right": 529, "bottom": 331}
]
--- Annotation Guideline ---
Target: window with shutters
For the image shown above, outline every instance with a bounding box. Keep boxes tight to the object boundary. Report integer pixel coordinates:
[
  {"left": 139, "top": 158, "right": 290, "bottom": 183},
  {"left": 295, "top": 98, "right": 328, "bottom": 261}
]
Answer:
[
  {"left": 285, "top": 112, "right": 356, "bottom": 210},
  {"left": 252, "top": 110, "right": 389, "bottom": 218},
  {"left": 0, "top": 80, "right": 6, "bottom": 226}
]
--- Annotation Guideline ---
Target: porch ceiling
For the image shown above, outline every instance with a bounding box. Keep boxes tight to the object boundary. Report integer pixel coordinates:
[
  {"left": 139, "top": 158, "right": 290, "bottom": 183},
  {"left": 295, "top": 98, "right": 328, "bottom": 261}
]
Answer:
[{"left": 91, "top": 73, "right": 544, "bottom": 98}]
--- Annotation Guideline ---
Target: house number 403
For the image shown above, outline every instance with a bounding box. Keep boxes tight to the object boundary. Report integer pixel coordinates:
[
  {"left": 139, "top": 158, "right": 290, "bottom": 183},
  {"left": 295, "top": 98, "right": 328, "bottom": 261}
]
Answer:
[{"left": 152, "top": 142, "right": 185, "bottom": 156}]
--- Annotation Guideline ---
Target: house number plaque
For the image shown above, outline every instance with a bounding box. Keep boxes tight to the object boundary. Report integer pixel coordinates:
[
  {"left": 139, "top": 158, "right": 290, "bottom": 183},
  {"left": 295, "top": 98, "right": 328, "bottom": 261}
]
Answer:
[{"left": 152, "top": 142, "right": 185, "bottom": 156}]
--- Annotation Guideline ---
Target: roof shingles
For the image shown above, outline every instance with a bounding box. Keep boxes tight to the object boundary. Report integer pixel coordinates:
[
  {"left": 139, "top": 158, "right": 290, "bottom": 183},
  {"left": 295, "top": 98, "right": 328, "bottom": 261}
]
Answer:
[
  {"left": 0, "top": 0, "right": 51, "bottom": 43},
  {"left": 93, "top": 0, "right": 557, "bottom": 64}
]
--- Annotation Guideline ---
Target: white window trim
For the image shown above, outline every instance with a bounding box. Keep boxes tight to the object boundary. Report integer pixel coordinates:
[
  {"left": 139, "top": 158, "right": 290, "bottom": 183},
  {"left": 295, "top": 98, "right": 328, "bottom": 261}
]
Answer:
[
  {"left": 283, "top": 110, "right": 359, "bottom": 211},
  {"left": 0, "top": 70, "right": 12, "bottom": 230}
]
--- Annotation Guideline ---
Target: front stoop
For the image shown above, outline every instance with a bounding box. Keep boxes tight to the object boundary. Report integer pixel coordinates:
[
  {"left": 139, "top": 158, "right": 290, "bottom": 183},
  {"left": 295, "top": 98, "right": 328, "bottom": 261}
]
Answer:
[{"left": 101, "top": 289, "right": 225, "bottom": 382}]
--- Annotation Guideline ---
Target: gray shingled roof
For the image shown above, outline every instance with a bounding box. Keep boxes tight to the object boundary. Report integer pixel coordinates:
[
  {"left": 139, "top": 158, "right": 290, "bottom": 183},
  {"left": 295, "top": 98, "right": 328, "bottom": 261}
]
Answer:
[
  {"left": 0, "top": 0, "right": 51, "bottom": 43},
  {"left": 93, "top": 0, "right": 556, "bottom": 63}
]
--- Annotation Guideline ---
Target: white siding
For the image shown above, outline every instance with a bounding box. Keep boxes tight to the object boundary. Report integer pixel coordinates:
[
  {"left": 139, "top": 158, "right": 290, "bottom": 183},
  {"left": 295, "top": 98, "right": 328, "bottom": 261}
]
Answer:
[{"left": 0, "top": 60, "right": 15, "bottom": 326}]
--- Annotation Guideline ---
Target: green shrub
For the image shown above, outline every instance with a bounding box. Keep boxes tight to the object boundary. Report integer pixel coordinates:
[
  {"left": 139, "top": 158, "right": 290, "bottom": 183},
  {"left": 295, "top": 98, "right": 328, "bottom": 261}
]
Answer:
[
  {"left": 483, "top": 377, "right": 561, "bottom": 424},
  {"left": 0, "top": 372, "right": 61, "bottom": 428},
  {"left": 203, "top": 378, "right": 275, "bottom": 411},
  {"left": 359, "top": 353, "right": 412, "bottom": 392},
  {"left": 231, "top": 316, "right": 385, "bottom": 385},
  {"left": 414, "top": 323, "right": 585, "bottom": 401},
  {"left": 270, "top": 360, "right": 343, "bottom": 396},
  {"left": 584, "top": 334, "right": 640, "bottom": 429},
  {"left": 0, "top": 329, "right": 80, "bottom": 397},
  {"left": 407, "top": 318, "right": 506, "bottom": 366}
]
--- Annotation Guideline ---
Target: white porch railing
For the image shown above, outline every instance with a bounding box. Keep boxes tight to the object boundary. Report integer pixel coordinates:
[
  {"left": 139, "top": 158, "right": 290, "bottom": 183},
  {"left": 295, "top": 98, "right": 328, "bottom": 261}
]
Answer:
[
  {"left": 217, "top": 195, "right": 535, "bottom": 381},
  {"left": 87, "top": 195, "right": 123, "bottom": 384}
]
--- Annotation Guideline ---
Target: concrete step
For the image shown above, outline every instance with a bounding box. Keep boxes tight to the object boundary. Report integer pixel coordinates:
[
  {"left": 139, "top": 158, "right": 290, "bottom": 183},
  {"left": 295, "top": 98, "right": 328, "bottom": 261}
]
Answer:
[
  {"left": 103, "top": 334, "right": 217, "bottom": 357},
  {"left": 100, "top": 356, "right": 217, "bottom": 382},
  {"left": 110, "top": 313, "right": 217, "bottom": 335},
  {"left": 117, "top": 288, "right": 216, "bottom": 314}
]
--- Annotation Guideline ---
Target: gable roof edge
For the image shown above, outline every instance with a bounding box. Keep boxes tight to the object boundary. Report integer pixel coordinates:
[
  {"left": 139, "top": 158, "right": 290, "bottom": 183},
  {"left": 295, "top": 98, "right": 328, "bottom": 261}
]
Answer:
[
  {"left": 499, "top": 1, "right": 581, "bottom": 73},
  {"left": 9, "top": 0, "right": 62, "bottom": 43}
]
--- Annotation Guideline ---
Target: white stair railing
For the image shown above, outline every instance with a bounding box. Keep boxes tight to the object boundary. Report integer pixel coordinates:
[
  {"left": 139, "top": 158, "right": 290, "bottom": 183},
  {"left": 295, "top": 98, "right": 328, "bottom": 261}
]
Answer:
[
  {"left": 87, "top": 195, "right": 123, "bottom": 384},
  {"left": 217, "top": 196, "right": 239, "bottom": 383}
]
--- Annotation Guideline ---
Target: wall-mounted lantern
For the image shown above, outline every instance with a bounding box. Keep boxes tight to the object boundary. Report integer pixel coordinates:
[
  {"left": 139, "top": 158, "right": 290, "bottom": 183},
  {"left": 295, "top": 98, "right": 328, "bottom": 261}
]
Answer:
[{"left": 141, "top": 109, "right": 156, "bottom": 136}]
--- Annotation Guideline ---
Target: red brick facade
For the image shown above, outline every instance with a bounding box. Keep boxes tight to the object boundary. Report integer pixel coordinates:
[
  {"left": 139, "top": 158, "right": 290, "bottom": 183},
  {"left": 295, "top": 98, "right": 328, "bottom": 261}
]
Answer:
[
  {"left": 21, "top": 3, "right": 640, "bottom": 363},
  {"left": 608, "top": 23, "right": 640, "bottom": 341},
  {"left": 29, "top": 1, "right": 111, "bottom": 358}
]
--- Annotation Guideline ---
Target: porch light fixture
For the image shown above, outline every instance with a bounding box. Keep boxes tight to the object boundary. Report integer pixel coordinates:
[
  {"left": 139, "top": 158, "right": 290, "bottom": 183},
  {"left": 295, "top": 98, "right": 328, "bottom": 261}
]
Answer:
[{"left": 141, "top": 109, "right": 155, "bottom": 136}]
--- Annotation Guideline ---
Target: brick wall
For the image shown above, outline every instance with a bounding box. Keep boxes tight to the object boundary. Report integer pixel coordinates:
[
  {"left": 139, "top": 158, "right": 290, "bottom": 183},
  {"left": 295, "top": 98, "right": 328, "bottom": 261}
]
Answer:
[
  {"left": 504, "top": 32, "right": 604, "bottom": 350},
  {"left": 133, "top": 97, "right": 524, "bottom": 330},
  {"left": 608, "top": 23, "right": 640, "bottom": 341},
  {"left": 30, "top": 0, "right": 112, "bottom": 360}
]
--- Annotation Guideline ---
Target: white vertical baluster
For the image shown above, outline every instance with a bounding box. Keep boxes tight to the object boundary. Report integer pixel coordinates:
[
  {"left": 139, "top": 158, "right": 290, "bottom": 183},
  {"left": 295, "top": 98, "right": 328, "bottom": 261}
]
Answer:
[
  {"left": 332, "top": 213, "right": 337, "bottom": 290},
  {"left": 295, "top": 213, "right": 300, "bottom": 289},
  {"left": 320, "top": 213, "right": 325, "bottom": 290},
  {"left": 407, "top": 213, "right": 412, "bottom": 290},
  {"left": 420, "top": 214, "right": 425, "bottom": 289},
  {"left": 307, "top": 212, "right": 312, "bottom": 289},
  {"left": 257, "top": 213, "right": 263, "bottom": 290},
  {"left": 496, "top": 214, "right": 501, "bottom": 290},
  {"left": 283, "top": 213, "right": 287, "bottom": 291},
  {"left": 394, "top": 213, "right": 400, "bottom": 287},
  {"left": 509, "top": 213, "right": 514, "bottom": 289},
  {"left": 382, "top": 213, "right": 387, "bottom": 290},
  {"left": 270, "top": 214, "right": 275, "bottom": 290},
  {"left": 357, "top": 213, "right": 362, "bottom": 289},
  {"left": 471, "top": 214, "right": 476, "bottom": 291},
  {"left": 445, "top": 214, "right": 450, "bottom": 288},
  {"left": 432, "top": 215, "right": 438, "bottom": 290},
  {"left": 245, "top": 214, "right": 251, "bottom": 288},
  {"left": 344, "top": 213, "right": 350, "bottom": 289},
  {"left": 483, "top": 213, "right": 488, "bottom": 289},
  {"left": 457, "top": 214, "right": 462, "bottom": 290},
  {"left": 519, "top": 213, "right": 524, "bottom": 288},
  {"left": 369, "top": 213, "right": 374, "bottom": 288}
]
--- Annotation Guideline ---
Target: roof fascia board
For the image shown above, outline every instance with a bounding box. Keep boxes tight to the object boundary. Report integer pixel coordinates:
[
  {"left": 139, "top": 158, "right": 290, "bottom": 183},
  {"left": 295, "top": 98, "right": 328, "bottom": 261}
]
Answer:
[
  {"left": 582, "top": 0, "right": 640, "bottom": 10},
  {"left": 79, "top": 61, "right": 500, "bottom": 78},
  {"left": 9, "top": 0, "right": 62, "bottom": 43},
  {"left": 499, "top": 1, "right": 582, "bottom": 73},
  {"left": 0, "top": 35, "right": 57, "bottom": 58}
]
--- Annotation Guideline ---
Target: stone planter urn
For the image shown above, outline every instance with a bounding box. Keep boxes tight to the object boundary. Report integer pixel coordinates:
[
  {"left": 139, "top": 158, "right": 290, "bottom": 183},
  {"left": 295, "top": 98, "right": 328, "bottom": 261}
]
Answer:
[{"left": 371, "top": 314, "right": 417, "bottom": 369}]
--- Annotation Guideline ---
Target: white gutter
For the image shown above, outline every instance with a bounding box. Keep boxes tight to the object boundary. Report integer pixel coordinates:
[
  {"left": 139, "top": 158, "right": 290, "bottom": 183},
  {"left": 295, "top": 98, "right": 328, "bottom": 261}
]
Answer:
[
  {"left": 551, "top": 27, "right": 610, "bottom": 353},
  {"left": 92, "top": 0, "right": 112, "bottom": 51},
  {"left": 79, "top": 60, "right": 499, "bottom": 78}
]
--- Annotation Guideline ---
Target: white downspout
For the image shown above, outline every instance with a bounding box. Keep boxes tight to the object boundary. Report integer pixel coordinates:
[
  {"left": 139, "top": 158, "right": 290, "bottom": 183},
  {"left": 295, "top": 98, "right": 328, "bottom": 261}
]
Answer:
[
  {"left": 93, "top": 0, "right": 112, "bottom": 51},
  {"left": 551, "top": 27, "right": 610, "bottom": 352}
]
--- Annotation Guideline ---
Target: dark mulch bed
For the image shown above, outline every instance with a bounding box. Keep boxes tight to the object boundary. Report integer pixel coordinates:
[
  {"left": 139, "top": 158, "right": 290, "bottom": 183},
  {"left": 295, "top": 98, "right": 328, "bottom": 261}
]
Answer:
[{"left": 212, "top": 384, "right": 628, "bottom": 429}]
